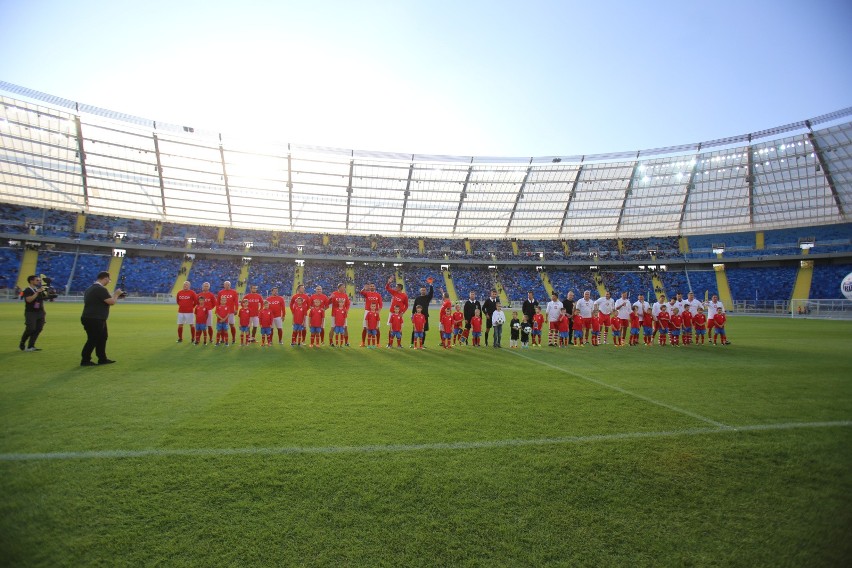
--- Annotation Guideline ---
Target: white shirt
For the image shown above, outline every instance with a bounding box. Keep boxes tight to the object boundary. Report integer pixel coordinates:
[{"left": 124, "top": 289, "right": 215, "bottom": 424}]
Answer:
[
  {"left": 683, "top": 298, "right": 702, "bottom": 315},
  {"left": 576, "top": 298, "right": 595, "bottom": 318},
  {"left": 491, "top": 310, "right": 506, "bottom": 326},
  {"left": 706, "top": 300, "right": 724, "bottom": 318},
  {"left": 632, "top": 300, "right": 650, "bottom": 317},
  {"left": 594, "top": 296, "right": 614, "bottom": 315},
  {"left": 545, "top": 300, "right": 563, "bottom": 322},
  {"left": 615, "top": 297, "right": 631, "bottom": 319},
  {"left": 652, "top": 302, "right": 664, "bottom": 319}
]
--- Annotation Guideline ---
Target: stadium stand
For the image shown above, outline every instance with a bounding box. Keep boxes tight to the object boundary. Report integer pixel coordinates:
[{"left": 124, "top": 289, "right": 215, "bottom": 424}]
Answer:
[{"left": 810, "top": 262, "right": 852, "bottom": 300}]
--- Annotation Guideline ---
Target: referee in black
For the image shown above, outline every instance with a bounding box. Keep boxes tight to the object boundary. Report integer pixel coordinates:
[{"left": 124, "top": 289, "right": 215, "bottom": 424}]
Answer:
[
  {"left": 462, "top": 290, "right": 482, "bottom": 344},
  {"left": 80, "top": 271, "right": 123, "bottom": 366}
]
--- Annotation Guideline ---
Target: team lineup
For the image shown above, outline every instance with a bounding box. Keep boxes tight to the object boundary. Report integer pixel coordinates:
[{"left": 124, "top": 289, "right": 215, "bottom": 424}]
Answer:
[{"left": 175, "top": 276, "right": 731, "bottom": 350}]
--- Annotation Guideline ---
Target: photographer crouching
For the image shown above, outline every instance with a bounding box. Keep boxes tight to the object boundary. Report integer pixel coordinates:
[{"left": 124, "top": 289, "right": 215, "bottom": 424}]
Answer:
[{"left": 20, "top": 274, "right": 55, "bottom": 352}]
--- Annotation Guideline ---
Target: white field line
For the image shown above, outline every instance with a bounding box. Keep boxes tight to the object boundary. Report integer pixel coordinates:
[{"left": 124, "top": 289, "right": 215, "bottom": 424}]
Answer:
[
  {"left": 510, "top": 350, "right": 733, "bottom": 429},
  {"left": 1, "top": 421, "right": 849, "bottom": 462}
]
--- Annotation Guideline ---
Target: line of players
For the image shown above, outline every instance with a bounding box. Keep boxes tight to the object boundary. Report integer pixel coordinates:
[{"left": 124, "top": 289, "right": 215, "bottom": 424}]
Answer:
[
  {"left": 175, "top": 278, "right": 729, "bottom": 349},
  {"left": 175, "top": 277, "right": 418, "bottom": 348},
  {"left": 541, "top": 290, "right": 730, "bottom": 347}
]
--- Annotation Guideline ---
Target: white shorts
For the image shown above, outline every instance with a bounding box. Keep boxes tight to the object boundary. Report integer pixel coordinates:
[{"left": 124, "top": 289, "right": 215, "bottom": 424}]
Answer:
[
  {"left": 227, "top": 313, "right": 235, "bottom": 325},
  {"left": 177, "top": 313, "right": 194, "bottom": 325},
  {"left": 250, "top": 316, "right": 259, "bottom": 327},
  {"left": 207, "top": 312, "right": 214, "bottom": 326},
  {"left": 272, "top": 316, "right": 284, "bottom": 329}
]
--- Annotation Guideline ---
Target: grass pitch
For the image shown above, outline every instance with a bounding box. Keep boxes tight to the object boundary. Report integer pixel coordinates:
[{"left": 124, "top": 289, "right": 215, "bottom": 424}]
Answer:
[{"left": 1, "top": 303, "right": 851, "bottom": 567}]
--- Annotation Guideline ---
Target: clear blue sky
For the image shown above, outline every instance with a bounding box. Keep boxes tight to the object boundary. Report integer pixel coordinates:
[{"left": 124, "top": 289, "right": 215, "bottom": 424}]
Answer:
[{"left": 2, "top": 0, "right": 850, "bottom": 157}]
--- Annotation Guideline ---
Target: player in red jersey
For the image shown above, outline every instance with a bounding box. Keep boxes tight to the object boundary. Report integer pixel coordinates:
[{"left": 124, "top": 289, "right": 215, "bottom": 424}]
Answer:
[
  {"left": 193, "top": 300, "right": 209, "bottom": 345},
  {"left": 692, "top": 307, "right": 707, "bottom": 345},
  {"left": 329, "top": 283, "right": 351, "bottom": 346},
  {"left": 242, "top": 284, "right": 264, "bottom": 343},
  {"left": 258, "top": 301, "right": 274, "bottom": 347},
  {"left": 590, "top": 309, "right": 602, "bottom": 346},
  {"left": 197, "top": 282, "right": 217, "bottom": 343},
  {"left": 265, "top": 286, "right": 287, "bottom": 345},
  {"left": 571, "top": 309, "right": 585, "bottom": 346},
  {"left": 440, "top": 309, "right": 454, "bottom": 349},
  {"left": 411, "top": 304, "right": 427, "bottom": 349},
  {"left": 657, "top": 304, "right": 670, "bottom": 345},
  {"left": 713, "top": 309, "right": 729, "bottom": 345},
  {"left": 290, "top": 284, "right": 310, "bottom": 312},
  {"left": 387, "top": 305, "right": 404, "bottom": 348},
  {"left": 365, "top": 303, "right": 380, "bottom": 348},
  {"left": 681, "top": 307, "right": 694, "bottom": 345},
  {"left": 439, "top": 291, "right": 452, "bottom": 319},
  {"left": 629, "top": 306, "right": 641, "bottom": 346},
  {"left": 669, "top": 307, "right": 683, "bottom": 346},
  {"left": 557, "top": 308, "right": 570, "bottom": 347},
  {"left": 331, "top": 298, "right": 349, "bottom": 347},
  {"left": 309, "top": 285, "right": 330, "bottom": 344},
  {"left": 308, "top": 298, "right": 326, "bottom": 348},
  {"left": 237, "top": 299, "right": 252, "bottom": 346},
  {"left": 642, "top": 310, "right": 654, "bottom": 346},
  {"left": 175, "top": 281, "right": 198, "bottom": 343},
  {"left": 290, "top": 296, "right": 307, "bottom": 346},
  {"left": 385, "top": 276, "right": 409, "bottom": 322},
  {"left": 216, "top": 281, "right": 240, "bottom": 343},
  {"left": 359, "top": 283, "right": 384, "bottom": 347},
  {"left": 470, "top": 309, "right": 483, "bottom": 347},
  {"left": 451, "top": 303, "right": 465, "bottom": 345},
  {"left": 215, "top": 296, "right": 231, "bottom": 346},
  {"left": 532, "top": 306, "right": 545, "bottom": 347},
  {"left": 610, "top": 313, "right": 623, "bottom": 346}
]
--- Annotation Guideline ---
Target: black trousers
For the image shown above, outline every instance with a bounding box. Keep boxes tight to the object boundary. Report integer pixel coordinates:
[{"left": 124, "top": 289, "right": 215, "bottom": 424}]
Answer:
[
  {"left": 81, "top": 317, "right": 109, "bottom": 363},
  {"left": 21, "top": 312, "right": 45, "bottom": 348}
]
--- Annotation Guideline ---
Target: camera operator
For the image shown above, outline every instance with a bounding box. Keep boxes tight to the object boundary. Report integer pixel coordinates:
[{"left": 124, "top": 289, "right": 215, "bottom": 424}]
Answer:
[
  {"left": 80, "top": 271, "right": 123, "bottom": 367},
  {"left": 20, "top": 275, "right": 47, "bottom": 352}
]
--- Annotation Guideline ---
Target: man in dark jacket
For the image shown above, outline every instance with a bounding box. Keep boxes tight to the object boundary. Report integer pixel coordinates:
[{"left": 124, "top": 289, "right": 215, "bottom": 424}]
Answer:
[
  {"left": 482, "top": 289, "right": 499, "bottom": 347},
  {"left": 410, "top": 279, "right": 434, "bottom": 348}
]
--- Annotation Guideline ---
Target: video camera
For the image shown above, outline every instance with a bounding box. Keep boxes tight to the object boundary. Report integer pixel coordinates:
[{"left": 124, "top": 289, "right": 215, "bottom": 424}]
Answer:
[{"left": 39, "top": 274, "right": 59, "bottom": 300}]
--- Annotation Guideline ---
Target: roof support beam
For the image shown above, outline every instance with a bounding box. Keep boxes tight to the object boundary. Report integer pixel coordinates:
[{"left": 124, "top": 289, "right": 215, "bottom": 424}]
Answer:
[
  {"left": 505, "top": 161, "right": 532, "bottom": 235},
  {"left": 218, "top": 138, "right": 233, "bottom": 225},
  {"left": 452, "top": 159, "right": 474, "bottom": 234},
  {"left": 615, "top": 153, "right": 641, "bottom": 235},
  {"left": 747, "top": 139, "right": 755, "bottom": 225},
  {"left": 560, "top": 161, "right": 583, "bottom": 237},
  {"left": 676, "top": 147, "right": 702, "bottom": 234},
  {"left": 73, "top": 116, "right": 90, "bottom": 209},
  {"left": 286, "top": 151, "right": 293, "bottom": 230},
  {"left": 344, "top": 158, "right": 354, "bottom": 232},
  {"left": 151, "top": 132, "right": 167, "bottom": 216},
  {"left": 399, "top": 160, "right": 414, "bottom": 233},
  {"left": 806, "top": 124, "right": 845, "bottom": 217}
]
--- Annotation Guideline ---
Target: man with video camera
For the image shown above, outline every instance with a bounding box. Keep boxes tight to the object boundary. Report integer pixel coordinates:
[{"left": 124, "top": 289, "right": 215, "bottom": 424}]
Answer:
[{"left": 20, "top": 274, "right": 51, "bottom": 352}]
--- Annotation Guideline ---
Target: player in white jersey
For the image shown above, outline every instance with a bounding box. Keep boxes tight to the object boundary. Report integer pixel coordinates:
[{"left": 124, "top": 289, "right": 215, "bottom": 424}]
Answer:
[
  {"left": 705, "top": 294, "right": 724, "bottom": 333},
  {"left": 651, "top": 294, "right": 667, "bottom": 338},
  {"left": 614, "top": 291, "right": 632, "bottom": 336},
  {"left": 545, "top": 292, "right": 563, "bottom": 347},
  {"left": 632, "top": 294, "right": 650, "bottom": 318},
  {"left": 682, "top": 292, "right": 702, "bottom": 316},
  {"left": 575, "top": 290, "right": 595, "bottom": 344},
  {"left": 593, "top": 291, "right": 614, "bottom": 344}
]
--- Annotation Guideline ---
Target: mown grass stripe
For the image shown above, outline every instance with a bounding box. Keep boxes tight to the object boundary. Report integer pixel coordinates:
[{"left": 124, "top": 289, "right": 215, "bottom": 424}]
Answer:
[
  {"left": 2, "top": 421, "right": 849, "bottom": 462},
  {"left": 510, "top": 349, "right": 734, "bottom": 428}
]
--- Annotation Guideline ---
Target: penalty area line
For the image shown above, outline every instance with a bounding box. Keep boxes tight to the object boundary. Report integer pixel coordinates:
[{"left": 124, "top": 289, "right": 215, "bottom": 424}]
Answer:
[{"left": 0, "top": 420, "right": 850, "bottom": 462}]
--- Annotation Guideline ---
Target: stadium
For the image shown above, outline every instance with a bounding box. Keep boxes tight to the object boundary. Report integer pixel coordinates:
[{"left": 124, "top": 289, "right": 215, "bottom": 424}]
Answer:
[{"left": 2, "top": 76, "right": 852, "bottom": 567}]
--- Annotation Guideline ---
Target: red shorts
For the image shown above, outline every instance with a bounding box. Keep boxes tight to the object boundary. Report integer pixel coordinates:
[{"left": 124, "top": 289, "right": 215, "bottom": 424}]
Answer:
[
  {"left": 599, "top": 313, "right": 611, "bottom": 326},
  {"left": 549, "top": 322, "right": 560, "bottom": 331},
  {"left": 582, "top": 317, "right": 592, "bottom": 330}
]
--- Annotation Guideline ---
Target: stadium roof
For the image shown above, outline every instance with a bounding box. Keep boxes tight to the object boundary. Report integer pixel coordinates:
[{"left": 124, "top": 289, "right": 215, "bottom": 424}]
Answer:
[{"left": 1, "top": 81, "right": 851, "bottom": 239}]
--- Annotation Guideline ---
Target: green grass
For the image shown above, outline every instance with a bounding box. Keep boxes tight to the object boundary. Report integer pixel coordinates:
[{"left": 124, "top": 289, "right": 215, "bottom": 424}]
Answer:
[{"left": 1, "top": 303, "right": 851, "bottom": 567}]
